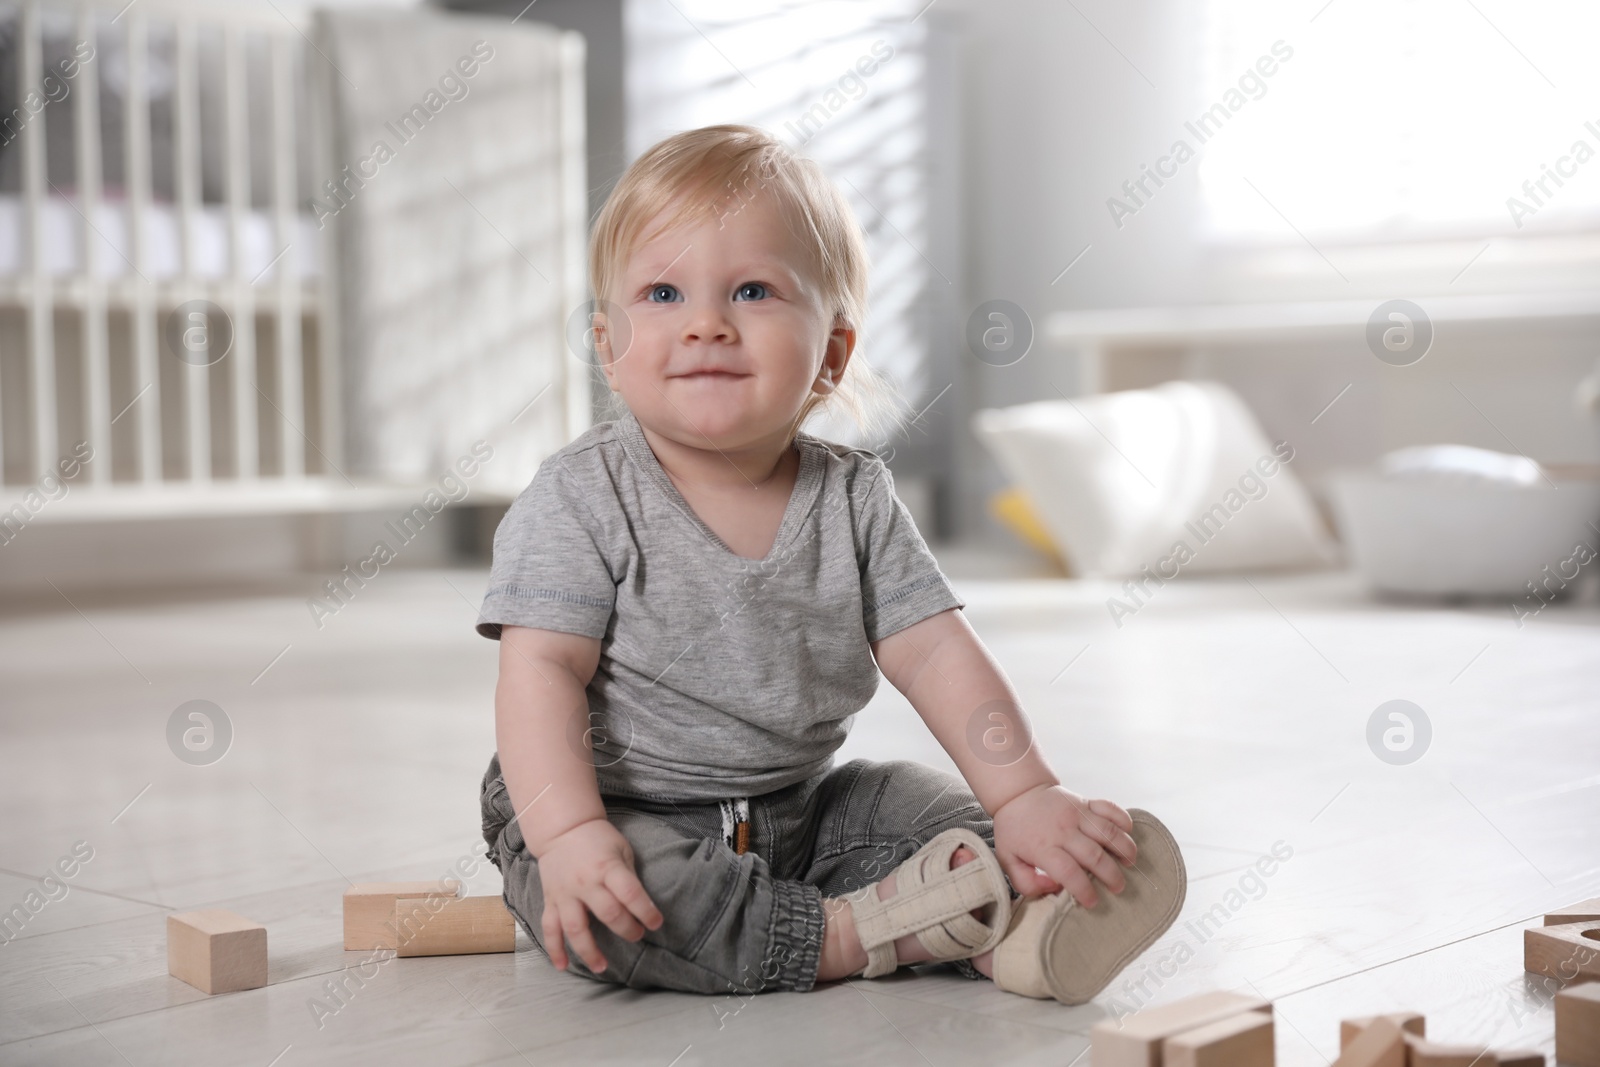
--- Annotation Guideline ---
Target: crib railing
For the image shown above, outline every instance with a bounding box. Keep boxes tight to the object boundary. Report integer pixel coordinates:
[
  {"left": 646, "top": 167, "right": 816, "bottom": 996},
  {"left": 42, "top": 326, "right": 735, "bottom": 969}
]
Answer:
[{"left": 1, "top": 0, "right": 337, "bottom": 507}]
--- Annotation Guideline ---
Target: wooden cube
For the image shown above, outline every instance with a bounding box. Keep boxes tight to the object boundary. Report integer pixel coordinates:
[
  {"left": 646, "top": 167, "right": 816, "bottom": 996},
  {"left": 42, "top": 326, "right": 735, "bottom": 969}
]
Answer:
[
  {"left": 1556, "top": 982, "right": 1600, "bottom": 1067},
  {"left": 1162, "top": 1009, "right": 1273, "bottom": 1067},
  {"left": 1340, "top": 1013, "right": 1425, "bottom": 1049},
  {"left": 1089, "top": 990, "right": 1271, "bottom": 1067},
  {"left": 1332, "top": 1016, "right": 1406, "bottom": 1067},
  {"left": 167, "top": 910, "right": 267, "bottom": 995},
  {"left": 1490, "top": 1052, "right": 1542, "bottom": 1067},
  {"left": 1402, "top": 1034, "right": 1496, "bottom": 1066},
  {"left": 1545, "top": 897, "right": 1600, "bottom": 926},
  {"left": 1524, "top": 922, "right": 1600, "bottom": 983},
  {"left": 343, "top": 880, "right": 460, "bottom": 950},
  {"left": 393, "top": 895, "right": 515, "bottom": 957}
]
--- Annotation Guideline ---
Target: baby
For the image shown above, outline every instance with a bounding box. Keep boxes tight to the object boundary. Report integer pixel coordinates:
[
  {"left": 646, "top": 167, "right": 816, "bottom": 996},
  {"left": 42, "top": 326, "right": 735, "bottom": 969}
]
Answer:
[{"left": 476, "top": 124, "right": 1185, "bottom": 999}]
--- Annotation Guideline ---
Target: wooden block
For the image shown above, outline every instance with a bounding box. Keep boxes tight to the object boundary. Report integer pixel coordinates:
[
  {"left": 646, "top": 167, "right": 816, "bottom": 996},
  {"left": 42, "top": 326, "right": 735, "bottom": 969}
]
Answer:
[
  {"left": 1524, "top": 922, "right": 1600, "bottom": 983},
  {"left": 1332, "top": 1016, "right": 1406, "bottom": 1067},
  {"left": 1547, "top": 897, "right": 1600, "bottom": 926},
  {"left": 1162, "top": 1010, "right": 1274, "bottom": 1067},
  {"left": 1090, "top": 990, "right": 1272, "bottom": 1067},
  {"left": 343, "top": 880, "right": 459, "bottom": 950},
  {"left": 1402, "top": 1034, "right": 1496, "bottom": 1066},
  {"left": 1556, "top": 982, "right": 1600, "bottom": 1067},
  {"left": 167, "top": 910, "right": 267, "bottom": 995},
  {"left": 1490, "top": 1052, "right": 1542, "bottom": 1067},
  {"left": 393, "top": 895, "right": 515, "bottom": 957},
  {"left": 1340, "top": 1013, "right": 1425, "bottom": 1049}
]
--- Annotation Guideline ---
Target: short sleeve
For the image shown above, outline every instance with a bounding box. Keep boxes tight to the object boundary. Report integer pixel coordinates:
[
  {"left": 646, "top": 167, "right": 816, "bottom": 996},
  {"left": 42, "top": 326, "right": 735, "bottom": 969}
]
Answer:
[
  {"left": 852, "top": 455, "right": 965, "bottom": 643},
  {"left": 476, "top": 461, "right": 617, "bottom": 641}
]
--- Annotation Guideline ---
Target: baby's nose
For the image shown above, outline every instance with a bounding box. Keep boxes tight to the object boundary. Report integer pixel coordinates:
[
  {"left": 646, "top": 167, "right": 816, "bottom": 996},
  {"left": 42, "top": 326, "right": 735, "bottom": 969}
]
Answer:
[{"left": 680, "top": 304, "right": 737, "bottom": 343}]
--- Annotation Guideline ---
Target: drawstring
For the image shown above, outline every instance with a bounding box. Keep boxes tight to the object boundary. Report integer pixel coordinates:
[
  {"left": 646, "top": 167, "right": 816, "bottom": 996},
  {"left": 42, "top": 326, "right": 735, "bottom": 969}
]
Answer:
[{"left": 718, "top": 797, "right": 751, "bottom": 855}]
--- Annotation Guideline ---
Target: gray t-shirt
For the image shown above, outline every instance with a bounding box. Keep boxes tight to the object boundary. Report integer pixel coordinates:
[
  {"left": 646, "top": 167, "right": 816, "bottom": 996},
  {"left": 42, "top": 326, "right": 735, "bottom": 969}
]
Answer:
[{"left": 476, "top": 407, "right": 966, "bottom": 802}]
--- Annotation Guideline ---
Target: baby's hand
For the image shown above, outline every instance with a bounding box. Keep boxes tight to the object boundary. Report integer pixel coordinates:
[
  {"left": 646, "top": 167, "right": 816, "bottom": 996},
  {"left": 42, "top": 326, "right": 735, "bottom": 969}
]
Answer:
[
  {"left": 991, "top": 785, "right": 1137, "bottom": 907},
  {"left": 534, "top": 817, "right": 663, "bottom": 973}
]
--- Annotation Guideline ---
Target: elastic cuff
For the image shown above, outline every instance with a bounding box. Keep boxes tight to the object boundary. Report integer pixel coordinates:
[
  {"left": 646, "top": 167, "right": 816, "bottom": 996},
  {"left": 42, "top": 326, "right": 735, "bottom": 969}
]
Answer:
[{"left": 767, "top": 879, "right": 827, "bottom": 992}]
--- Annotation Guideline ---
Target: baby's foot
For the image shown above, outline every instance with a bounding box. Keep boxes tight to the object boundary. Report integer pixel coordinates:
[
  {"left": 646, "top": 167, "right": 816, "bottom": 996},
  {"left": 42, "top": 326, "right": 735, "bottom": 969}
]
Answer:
[{"left": 871, "top": 845, "right": 995, "bottom": 978}]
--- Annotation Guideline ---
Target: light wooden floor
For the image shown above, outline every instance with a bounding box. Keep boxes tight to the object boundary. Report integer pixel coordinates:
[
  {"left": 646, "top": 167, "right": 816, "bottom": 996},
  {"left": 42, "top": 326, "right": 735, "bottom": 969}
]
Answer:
[{"left": 1, "top": 559, "right": 1596, "bottom": 1065}]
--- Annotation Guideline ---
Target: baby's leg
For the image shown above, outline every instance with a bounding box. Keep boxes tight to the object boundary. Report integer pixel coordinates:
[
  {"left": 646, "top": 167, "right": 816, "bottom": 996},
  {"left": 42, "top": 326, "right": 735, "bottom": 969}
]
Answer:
[
  {"left": 481, "top": 763, "right": 830, "bottom": 994},
  {"left": 801, "top": 758, "right": 1014, "bottom": 982},
  {"left": 818, "top": 844, "right": 994, "bottom": 980}
]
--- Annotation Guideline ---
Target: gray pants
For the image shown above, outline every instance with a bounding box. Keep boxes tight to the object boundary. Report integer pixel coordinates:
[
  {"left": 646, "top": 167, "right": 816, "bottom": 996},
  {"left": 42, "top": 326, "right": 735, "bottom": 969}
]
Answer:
[{"left": 479, "top": 753, "right": 1015, "bottom": 994}]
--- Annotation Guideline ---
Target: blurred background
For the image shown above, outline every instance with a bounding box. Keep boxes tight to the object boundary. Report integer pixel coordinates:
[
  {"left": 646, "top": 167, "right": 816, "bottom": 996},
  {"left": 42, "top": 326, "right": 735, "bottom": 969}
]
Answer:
[
  {"left": 2, "top": 0, "right": 1599, "bottom": 598},
  {"left": 3, "top": 2, "right": 1599, "bottom": 1063}
]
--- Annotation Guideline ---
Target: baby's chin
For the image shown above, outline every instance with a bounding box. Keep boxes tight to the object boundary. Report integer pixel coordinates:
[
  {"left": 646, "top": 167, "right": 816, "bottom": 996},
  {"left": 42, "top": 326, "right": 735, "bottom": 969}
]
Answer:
[{"left": 641, "top": 402, "right": 791, "bottom": 449}]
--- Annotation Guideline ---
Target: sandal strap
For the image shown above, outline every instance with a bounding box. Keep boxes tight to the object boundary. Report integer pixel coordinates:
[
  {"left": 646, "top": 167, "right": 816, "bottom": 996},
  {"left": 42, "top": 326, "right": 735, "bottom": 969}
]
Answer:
[{"left": 849, "top": 828, "right": 1013, "bottom": 979}]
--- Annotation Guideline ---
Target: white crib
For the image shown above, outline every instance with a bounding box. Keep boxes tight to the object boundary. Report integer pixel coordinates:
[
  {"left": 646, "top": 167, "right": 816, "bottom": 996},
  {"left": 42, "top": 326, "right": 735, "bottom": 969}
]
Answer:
[
  {"left": 0, "top": 0, "right": 340, "bottom": 516},
  {"left": 0, "top": 0, "right": 590, "bottom": 525}
]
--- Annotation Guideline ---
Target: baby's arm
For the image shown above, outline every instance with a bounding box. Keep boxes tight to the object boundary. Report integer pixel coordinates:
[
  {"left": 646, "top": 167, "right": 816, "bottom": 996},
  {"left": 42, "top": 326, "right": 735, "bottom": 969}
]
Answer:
[
  {"left": 496, "top": 625, "right": 663, "bottom": 972},
  {"left": 870, "top": 608, "right": 1138, "bottom": 905}
]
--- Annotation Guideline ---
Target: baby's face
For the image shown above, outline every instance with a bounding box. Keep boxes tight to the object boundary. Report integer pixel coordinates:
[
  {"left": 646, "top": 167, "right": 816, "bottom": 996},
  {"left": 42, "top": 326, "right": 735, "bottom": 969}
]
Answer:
[{"left": 598, "top": 190, "right": 851, "bottom": 452}]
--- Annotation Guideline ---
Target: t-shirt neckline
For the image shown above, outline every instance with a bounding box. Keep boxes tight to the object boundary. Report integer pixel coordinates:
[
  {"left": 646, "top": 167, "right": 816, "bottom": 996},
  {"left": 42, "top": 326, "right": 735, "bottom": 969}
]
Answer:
[{"left": 616, "top": 408, "right": 826, "bottom": 566}]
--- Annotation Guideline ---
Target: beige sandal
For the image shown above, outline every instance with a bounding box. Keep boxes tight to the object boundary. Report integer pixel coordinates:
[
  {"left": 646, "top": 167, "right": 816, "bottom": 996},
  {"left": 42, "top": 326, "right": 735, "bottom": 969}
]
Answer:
[
  {"left": 991, "top": 808, "right": 1186, "bottom": 1004},
  {"left": 848, "top": 827, "right": 1014, "bottom": 979}
]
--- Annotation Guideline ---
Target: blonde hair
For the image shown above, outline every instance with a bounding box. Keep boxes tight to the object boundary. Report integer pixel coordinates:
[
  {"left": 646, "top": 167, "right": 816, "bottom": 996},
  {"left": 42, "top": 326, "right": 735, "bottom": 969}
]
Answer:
[{"left": 589, "top": 124, "right": 906, "bottom": 446}]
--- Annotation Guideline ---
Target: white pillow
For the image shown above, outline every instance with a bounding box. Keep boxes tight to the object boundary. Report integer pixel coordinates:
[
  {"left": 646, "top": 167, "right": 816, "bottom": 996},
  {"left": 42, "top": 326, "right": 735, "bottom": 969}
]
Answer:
[{"left": 971, "top": 381, "right": 1339, "bottom": 579}]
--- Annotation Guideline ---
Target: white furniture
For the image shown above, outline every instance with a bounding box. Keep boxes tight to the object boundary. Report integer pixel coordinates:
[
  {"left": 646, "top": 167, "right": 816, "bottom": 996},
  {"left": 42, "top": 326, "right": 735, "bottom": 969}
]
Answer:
[
  {"left": 1, "top": 0, "right": 332, "bottom": 514},
  {"left": 1045, "top": 291, "right": 1600, "bottom": 395},
  {"left": 0, "top": 0, "right": 590, "bottom": 524},
  {"left": 316, "top": 7, "right": 590, "bottom": 496}
]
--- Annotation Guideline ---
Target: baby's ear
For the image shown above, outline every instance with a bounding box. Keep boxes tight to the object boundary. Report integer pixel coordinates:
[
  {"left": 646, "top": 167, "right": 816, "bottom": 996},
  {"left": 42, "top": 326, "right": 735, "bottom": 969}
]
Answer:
[{"left": 830, "top": 317, "right": 857, "bottom": 356}]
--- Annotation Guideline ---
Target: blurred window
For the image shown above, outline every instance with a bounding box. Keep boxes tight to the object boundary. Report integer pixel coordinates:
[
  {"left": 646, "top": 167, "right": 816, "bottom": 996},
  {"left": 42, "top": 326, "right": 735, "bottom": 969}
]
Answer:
[
  {"left": 1198, "top": 0, "right": 1600, "bottom": 243},
  {"left": 625, "top": 0, "right": 934, "bottom": 446}
]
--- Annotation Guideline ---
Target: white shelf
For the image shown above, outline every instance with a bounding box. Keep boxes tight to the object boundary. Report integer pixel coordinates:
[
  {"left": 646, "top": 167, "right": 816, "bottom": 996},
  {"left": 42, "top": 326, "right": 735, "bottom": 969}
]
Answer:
[
  {"left": 1044, "top": 290, "right": 1600, "bottom": 346},
  {"left": 1041, "top": 290, "right": 1600, "bottom": 394}
]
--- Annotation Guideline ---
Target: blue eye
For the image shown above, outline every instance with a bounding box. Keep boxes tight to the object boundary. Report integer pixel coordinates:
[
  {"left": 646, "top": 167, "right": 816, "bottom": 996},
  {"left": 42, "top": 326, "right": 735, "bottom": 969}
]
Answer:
[
  {"left": 735, "top": 282, "right": 769, "bottom": 301},
  {"left": 648, "top": 284, "right": 680, "bottom": 303}
]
